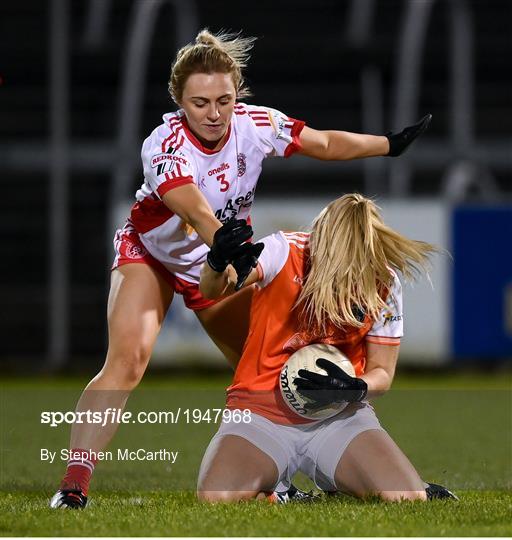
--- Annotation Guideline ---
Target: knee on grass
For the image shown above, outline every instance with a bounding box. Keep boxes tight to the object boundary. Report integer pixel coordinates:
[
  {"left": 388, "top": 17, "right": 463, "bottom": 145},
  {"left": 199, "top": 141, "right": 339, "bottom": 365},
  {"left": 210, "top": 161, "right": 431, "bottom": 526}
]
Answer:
[
  {"left": 378, "top": 489, "right": 427, "bottom": 502},
  {"left": 197, "top": 489, "right": 259, "bottom": 503}
]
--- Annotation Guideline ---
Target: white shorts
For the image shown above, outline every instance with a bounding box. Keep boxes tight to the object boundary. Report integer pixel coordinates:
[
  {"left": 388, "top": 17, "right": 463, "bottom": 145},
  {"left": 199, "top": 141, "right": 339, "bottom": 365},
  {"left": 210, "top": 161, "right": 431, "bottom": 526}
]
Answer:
[{"left": 204, "top": 402, "right": 384, "bottom": 491}]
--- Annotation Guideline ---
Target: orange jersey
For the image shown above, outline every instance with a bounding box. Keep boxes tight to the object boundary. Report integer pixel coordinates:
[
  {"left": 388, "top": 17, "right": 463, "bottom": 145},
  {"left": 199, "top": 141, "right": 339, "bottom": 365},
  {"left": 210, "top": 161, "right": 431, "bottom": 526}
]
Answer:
[{"left": 226, "top": 231, "right": 403, "bottom": 425}]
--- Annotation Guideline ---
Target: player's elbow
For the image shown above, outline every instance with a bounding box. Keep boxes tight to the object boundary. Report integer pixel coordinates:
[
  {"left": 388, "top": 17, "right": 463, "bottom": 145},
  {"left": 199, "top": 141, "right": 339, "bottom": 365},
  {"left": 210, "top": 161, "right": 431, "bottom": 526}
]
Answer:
[
  {"left": 369, "top": 387, "right": 388, "bottom": 399},
  {"left": 363, "top": 359, "right": 397, "bottom": 398},
  {"left": 364, "top": 376, "right": 394, "bottom": 399},
  {"left": 378, "top": 376, "right": 393, "bottom": 394}
]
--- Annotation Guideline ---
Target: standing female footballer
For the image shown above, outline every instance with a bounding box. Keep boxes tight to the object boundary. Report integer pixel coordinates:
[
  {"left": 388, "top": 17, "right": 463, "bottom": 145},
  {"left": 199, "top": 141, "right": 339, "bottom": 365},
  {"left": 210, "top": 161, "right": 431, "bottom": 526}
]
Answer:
[
  {"left": 197, "top": 194, "right": 457, "bottom": 503},
  {"left": 51, "top": 29, "right": 431, "bottom": 508}
]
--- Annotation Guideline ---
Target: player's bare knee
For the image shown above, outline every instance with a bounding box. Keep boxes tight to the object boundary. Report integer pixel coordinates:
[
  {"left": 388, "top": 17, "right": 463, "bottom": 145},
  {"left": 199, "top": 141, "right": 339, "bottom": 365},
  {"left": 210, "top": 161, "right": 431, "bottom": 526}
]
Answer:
[
  {"left": 241, "top": 475, "right": 271, "bottom": 495},
  {"left": 196, "top": 489, "right": 213, "bottom": 502},
  {"left": 197, "top": 490, "right": 247, "bottom": 503},
  {"left": 409, "top": 489, "right": 428, "bottom": 502},
  {"left": 102, "top": 346, "right": 152, "bottom": 389},
  {"left": 122, "top": 349, "right": 152, "bottom": 386},
  {"left": 121, "top": 362, "right": 147, "bottom": 389},
  {"left": 379, "top": 490, "right": 427, "bottom": 502}
]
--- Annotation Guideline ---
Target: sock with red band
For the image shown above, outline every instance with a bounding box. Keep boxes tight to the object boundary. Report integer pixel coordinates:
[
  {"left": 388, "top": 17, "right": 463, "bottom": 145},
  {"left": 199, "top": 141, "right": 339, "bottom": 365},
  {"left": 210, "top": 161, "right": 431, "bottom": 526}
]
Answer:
[{"left": 59, "top": 448, "right": 97, "bottom": 495}]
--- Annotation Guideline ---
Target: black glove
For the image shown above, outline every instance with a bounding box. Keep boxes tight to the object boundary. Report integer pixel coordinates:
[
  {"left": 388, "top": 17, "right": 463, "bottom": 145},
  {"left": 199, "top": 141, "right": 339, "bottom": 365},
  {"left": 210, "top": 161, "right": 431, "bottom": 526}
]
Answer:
[
  {"left": 207, "top": 218, "right": 253, "bottom": 272},
  {"left": 293, "top": 358, "right": 368, "bottom": 409},
  {"left": 232, "top": 241, "right": 264, "bottom": 291},
  {"left": 385, "top": 114, "right": 432, "bottom": 157}
]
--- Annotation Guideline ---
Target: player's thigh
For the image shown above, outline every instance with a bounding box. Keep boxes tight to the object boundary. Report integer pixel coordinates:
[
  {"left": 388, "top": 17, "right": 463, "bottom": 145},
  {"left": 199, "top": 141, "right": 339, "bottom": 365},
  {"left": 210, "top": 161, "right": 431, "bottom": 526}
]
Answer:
[
  {"left": 198, "top": 434, "right": 279, "bottom": 500},
  {"left": 334, "top": 429, "right": 426, "bottom": 499},
  {"left": 106, "top": 264, "right": 174, "bottom": 360},
  {"left": 195, "top": 285, "right": 254, "bottom": 368}
]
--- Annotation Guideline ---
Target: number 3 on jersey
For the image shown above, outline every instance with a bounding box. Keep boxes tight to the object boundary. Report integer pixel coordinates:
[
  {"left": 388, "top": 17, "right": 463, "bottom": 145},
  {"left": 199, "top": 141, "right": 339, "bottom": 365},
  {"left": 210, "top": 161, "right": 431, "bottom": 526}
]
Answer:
[{"left": 216, "top": 173, "right": 230, "bottom": 192}]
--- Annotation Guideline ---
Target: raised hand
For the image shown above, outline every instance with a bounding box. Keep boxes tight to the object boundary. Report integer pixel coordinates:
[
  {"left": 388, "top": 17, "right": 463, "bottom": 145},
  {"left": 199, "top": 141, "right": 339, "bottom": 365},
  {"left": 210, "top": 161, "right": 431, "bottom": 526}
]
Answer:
[{"left": 386, "top": 114, "right": 432, "bottom": 157}]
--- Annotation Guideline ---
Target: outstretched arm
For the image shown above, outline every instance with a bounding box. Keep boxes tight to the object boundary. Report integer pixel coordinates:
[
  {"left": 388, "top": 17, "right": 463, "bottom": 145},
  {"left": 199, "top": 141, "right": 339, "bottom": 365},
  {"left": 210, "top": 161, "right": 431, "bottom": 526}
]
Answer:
[
  {"left": 162, "top": 184, "right": 221, "bottom": 247},
  {"left": 298, "top": 126, "right": 389, "bottom": 160},
  {"left": 163, "top": 185, "right": 263, "bottom": 298},
  {"left": 298, "top": 114, "right": 431, "bottom": 160},
  {"left": 199, "top": 219, "right": 264, "bottom": 299},
  {"left": 199, "top": 255, "right": 261, "bottom": 299}
]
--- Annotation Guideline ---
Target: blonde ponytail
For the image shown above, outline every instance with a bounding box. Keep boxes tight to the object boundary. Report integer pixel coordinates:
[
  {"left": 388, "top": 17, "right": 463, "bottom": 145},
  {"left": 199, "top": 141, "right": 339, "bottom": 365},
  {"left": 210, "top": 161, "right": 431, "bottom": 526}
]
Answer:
[
  {"left": 169, "top": 29, "right": 256, "bottom": 103},
  {"left": 296, "top": 194, "right": 437, "bottom": 331}
]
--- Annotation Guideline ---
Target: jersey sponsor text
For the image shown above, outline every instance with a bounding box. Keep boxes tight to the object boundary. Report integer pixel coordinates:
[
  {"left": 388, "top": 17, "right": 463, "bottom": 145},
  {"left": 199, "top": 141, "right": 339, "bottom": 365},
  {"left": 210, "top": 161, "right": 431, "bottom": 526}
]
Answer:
[
  {"left": 151, "top": 153, "right": 188, "bottom": 168},
  {"left": 208, "top": 162, "right": 230, "bottom": 176}
]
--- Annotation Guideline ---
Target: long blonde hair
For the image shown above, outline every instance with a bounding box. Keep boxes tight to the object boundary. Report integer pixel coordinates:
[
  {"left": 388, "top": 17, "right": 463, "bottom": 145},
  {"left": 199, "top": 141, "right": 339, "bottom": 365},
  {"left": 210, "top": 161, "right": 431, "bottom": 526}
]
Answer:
[
  {"left": 296, "top": 194, "right": 437, "bottom": 330},
  {"left": 168, "top": 29, "right": 256, "bottom": 104}
]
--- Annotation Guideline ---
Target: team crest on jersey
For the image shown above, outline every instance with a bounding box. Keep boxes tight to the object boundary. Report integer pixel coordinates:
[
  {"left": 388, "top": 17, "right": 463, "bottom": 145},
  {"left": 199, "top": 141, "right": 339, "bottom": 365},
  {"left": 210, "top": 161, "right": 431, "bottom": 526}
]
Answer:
[
  {"left": 125, "top": 242, "right": 147, "bottom": 259},
  {"left": 237, "top": 153, "right": 247, "bottom": 177}
]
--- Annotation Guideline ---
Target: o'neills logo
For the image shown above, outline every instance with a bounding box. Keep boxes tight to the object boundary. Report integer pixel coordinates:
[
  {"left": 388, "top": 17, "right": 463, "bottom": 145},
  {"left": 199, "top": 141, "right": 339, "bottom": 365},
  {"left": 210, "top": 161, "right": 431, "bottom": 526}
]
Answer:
[
  {"left": 208, "top": 162, "right": 230, "bottom": 176},
  {"left": 280, "top": 366, "right": 307, "bottom": 415},
  {"left": 151, "top": 153, "right": 188, "bottom": 168}
]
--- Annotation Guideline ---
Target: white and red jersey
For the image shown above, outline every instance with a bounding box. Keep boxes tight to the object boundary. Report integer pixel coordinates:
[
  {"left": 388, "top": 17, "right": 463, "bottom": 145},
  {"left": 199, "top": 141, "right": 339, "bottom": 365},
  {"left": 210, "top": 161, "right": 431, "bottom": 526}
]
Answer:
[
  {"left": 129, "top": 103, "right": 305, "bottom": 283},
  {"left": 227, "top": 231, "right": 403, "bottom": 424}
]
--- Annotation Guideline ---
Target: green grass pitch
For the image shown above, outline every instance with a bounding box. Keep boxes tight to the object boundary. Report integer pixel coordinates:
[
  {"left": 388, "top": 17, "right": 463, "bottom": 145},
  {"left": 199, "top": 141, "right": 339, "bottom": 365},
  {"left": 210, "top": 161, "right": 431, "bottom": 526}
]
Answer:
[{"left": 1, "top": 371, "right": 511, "bottom": 536}]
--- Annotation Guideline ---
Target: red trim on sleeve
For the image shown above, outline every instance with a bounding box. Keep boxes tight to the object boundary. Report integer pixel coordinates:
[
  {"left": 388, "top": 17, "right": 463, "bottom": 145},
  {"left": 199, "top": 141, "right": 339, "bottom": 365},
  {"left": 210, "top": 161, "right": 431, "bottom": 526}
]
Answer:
[
  {"left": 284, "top": 118, "right": 306, "bottom": 158},
  {"left": 157, "top": 175, "right": 194, "bottom": 198},
  {"left": 365, "top": 336, "right": 401, "bottom": 346}
]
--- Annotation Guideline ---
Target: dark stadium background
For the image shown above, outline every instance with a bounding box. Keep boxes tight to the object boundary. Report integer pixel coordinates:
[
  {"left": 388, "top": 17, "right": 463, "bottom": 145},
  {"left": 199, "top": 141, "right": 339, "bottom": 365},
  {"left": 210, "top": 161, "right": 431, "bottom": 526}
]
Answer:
[
  {"left": 1, "top": 0, "right": 511, "bottom": 372},
  {"left": 1, "top": 3, "right": 511, "bottom": 536}
]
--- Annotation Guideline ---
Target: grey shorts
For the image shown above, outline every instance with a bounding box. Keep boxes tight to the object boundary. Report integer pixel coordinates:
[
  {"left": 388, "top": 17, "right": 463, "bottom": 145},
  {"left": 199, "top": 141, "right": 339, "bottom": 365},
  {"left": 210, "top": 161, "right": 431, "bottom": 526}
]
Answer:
[{"left": 204, "top": 402, "right": 384, "bottom": 491}]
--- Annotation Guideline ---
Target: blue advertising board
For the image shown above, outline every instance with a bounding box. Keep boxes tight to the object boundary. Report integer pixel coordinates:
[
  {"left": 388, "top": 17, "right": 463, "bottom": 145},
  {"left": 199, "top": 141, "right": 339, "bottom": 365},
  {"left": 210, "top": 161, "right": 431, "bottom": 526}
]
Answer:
[{"left": 452, "top": 205, "right": 512, "bottom": 359}]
